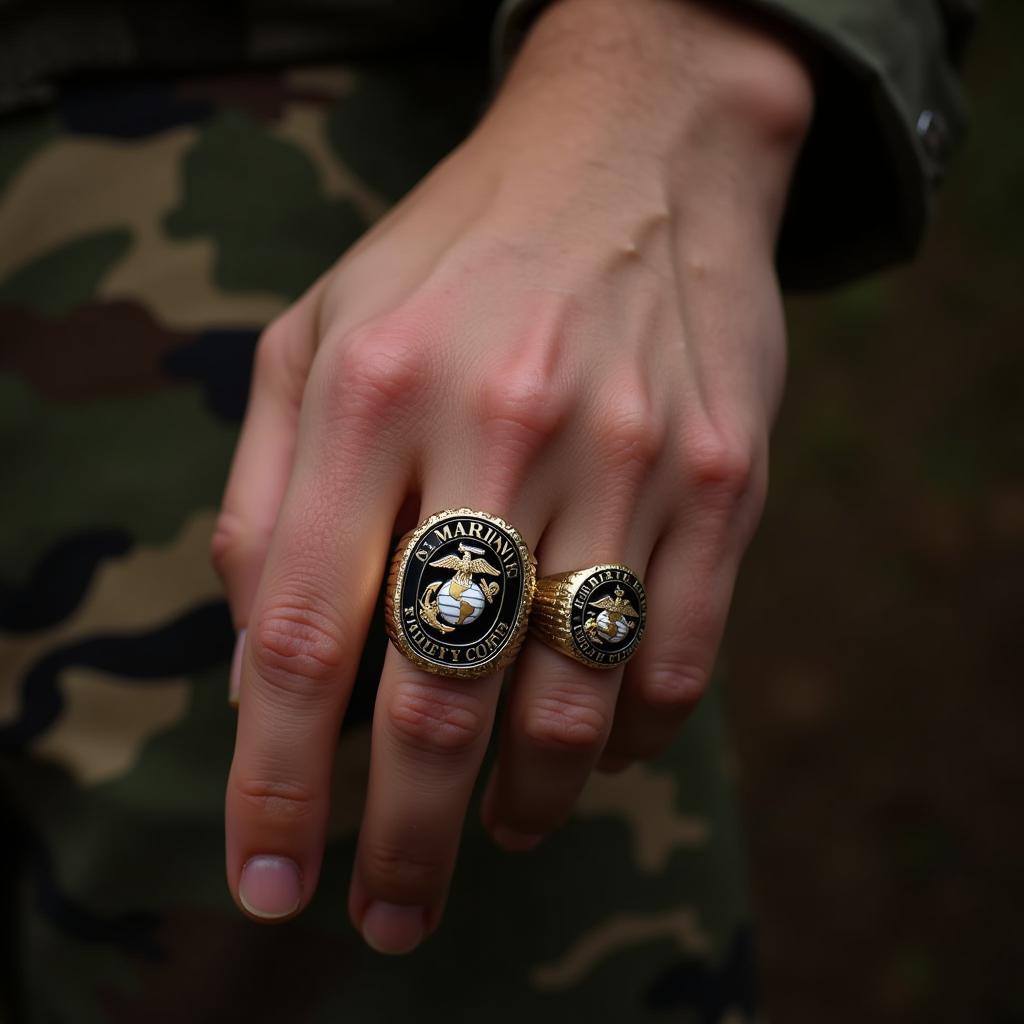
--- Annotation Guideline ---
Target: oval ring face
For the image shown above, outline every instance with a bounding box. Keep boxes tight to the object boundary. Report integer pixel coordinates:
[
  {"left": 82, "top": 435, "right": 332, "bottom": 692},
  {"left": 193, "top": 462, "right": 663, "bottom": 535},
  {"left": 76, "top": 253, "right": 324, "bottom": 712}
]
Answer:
[
  {"left": 567, "top": 566, "right": 647, "bottom": 667},
  {"left": 388, "top": 509, "right": 534, "bottom": 677}
]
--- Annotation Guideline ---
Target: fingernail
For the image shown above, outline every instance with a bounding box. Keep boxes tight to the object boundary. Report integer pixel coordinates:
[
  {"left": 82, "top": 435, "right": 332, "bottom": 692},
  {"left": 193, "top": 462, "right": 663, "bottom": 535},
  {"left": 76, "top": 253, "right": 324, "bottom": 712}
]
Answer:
[
  {"left": 491, "top": 823, "right": 544, "bottom": 852},
  {"left": 238, "top": 855, "right": 302, "bottom": 920},
  {"left": 361, "top": 901, "right": 426, "bottom": 955},
  {"left": 228, "top": 628, "right": 246, "bottom": 708}
]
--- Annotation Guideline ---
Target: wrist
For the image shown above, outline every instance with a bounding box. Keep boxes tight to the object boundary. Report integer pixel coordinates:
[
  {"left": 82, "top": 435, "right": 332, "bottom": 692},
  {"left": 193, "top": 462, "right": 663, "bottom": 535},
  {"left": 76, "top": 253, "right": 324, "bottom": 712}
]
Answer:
[
  {"left": 501, "top": 0, "right": 812, "bottom": 144},
  {"left": 476, "top": 0, "right": 813, "bottom": 237}
]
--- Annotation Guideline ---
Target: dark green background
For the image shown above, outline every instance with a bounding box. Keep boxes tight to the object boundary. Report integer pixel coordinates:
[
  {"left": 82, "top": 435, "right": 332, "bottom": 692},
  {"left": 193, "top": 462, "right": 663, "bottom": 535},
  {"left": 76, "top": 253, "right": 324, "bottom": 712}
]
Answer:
[{"left": 726, "top": 3, "right": 1023, "bottom": 1019}]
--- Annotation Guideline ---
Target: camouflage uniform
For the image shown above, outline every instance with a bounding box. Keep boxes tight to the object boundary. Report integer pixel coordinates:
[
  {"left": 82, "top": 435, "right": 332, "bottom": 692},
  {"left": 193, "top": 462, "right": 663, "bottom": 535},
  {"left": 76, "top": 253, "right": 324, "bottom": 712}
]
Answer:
[{"left": 0, "top": 3, "right": 972, "bottom": 1022}]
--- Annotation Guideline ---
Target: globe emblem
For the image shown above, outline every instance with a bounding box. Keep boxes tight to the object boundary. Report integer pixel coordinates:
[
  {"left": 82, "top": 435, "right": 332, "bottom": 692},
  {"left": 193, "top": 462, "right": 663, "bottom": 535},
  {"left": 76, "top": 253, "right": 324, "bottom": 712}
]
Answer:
[
  {"left": 595, "top": 609, "right": 629, "bottom": 643},
  {"left": 437, "top": 579, "right": 487, "bottom": 626},
  {"left": 581, "top": 584, "right": 641, "bottom": 651},
  {"left": 416, "top": 541, "right": 502, "bottom": 635}
]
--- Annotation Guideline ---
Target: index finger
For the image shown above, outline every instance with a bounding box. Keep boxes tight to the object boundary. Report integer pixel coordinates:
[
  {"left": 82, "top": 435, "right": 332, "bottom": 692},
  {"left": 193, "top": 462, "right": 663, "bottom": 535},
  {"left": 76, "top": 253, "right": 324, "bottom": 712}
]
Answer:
[{"left": 225, "top": 340, "right": 416, "bottom": 921}]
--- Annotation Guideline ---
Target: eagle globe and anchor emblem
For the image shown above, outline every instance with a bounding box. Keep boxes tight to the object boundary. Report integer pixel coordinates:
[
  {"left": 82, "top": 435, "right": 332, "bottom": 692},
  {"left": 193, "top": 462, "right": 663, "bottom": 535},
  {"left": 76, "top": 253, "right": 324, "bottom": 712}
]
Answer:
[
  {"left": 418, "top": 543, "right": 502, "bottom": 634},
  {"left": 387, "top": 508, "right": 534, "bottom": 679},
  {"left": 584, "top": 585, "right": 641, "bottom": 646},
  {"left": 528, "top": 562, "right": 646, "bottom": 669}
]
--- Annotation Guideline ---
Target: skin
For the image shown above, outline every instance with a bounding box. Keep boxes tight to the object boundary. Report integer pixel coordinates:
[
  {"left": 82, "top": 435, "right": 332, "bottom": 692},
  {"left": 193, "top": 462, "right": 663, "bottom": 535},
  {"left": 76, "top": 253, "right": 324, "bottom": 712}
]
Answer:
[{"left": 213, "top": 0, "right": 814, "bottom": 953}]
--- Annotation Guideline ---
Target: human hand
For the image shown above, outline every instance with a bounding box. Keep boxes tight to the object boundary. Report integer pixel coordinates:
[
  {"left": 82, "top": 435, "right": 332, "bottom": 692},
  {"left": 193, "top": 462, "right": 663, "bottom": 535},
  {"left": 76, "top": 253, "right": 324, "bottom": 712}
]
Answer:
[{"left": 213, "top": 0, "right": 812, "bottom": 952}]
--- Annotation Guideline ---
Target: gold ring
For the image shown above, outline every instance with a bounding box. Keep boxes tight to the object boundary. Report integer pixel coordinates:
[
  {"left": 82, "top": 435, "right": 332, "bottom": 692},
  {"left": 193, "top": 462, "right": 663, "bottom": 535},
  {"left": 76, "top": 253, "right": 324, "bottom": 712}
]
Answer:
[
  {"left": 385, "top": 508, "right": 536, "bottom": 679},
  {"left": 530, "top": 563, "right": 647, "bottom": 669}
]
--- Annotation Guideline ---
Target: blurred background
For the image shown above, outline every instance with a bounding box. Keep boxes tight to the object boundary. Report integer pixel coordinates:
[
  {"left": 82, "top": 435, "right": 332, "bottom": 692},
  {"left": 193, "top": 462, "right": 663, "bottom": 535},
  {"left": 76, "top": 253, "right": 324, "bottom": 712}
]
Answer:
[{"left": 725, "top": 3, "right": 1024, "bottom": 1020}]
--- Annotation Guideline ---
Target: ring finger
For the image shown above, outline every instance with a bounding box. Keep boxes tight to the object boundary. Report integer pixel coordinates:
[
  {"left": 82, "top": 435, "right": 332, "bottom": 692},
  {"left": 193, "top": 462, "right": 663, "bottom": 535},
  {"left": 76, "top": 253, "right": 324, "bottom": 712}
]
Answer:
[{"left": 481, "top": 443, "right": 662, "bottom": 847}]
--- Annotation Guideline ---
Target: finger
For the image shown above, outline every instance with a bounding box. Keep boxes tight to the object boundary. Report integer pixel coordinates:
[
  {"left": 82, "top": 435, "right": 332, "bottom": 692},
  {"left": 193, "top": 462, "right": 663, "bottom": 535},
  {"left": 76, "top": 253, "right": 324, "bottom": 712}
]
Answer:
[
  {"left": 601, "top": 502, "right": 746, "bottom": 765},
  {"left": 212, "top": 285, "right": 324, "bottom": 625},
  {"left": 592, "top": 392, "right": 768, "bottom": 767},
  {"left": 352, "top": 645, "right": 504, "bottom": 952},
  {"left": 348, "top": 391, "right": 559, "bottom": 953},
  {"left": 480, "top": 410, "right": 662, "bottom": 847},
  {"left": 225, "top": 330, "right": 419, "bottom": 922},
  {"left": 211, "top": 285, "right": 322, "bottom": 703}
]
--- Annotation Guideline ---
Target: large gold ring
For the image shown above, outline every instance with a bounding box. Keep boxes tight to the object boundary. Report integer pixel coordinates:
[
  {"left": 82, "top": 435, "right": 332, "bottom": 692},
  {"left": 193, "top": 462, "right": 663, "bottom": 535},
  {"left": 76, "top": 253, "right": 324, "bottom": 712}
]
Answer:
[
  {"left": 385, "top": 508, "right": 536, "bottom": 679},
  {"left": 530, "top": 563, "right": 647, "bottom": 669}
]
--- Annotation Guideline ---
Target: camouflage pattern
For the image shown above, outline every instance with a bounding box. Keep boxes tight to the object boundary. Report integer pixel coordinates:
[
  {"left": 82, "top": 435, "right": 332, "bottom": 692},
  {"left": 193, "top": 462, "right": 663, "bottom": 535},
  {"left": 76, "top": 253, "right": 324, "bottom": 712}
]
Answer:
[{"left": 0, "top": 65, "right": 755, "bottom": 1021}]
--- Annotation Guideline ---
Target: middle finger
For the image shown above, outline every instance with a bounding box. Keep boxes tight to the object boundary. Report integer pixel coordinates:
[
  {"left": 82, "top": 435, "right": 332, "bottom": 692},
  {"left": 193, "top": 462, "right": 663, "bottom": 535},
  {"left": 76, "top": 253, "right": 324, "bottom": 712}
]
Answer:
[{"left": 349, "top": 482, "right": 547, "bottom": 954}]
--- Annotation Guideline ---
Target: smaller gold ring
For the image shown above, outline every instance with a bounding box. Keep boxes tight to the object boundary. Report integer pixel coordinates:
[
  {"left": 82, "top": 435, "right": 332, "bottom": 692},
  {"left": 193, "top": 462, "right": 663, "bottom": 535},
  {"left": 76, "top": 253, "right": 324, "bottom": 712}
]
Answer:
[
  {"left": 530, "top": 563, "right": 647, "bottom": 669},
  {"left": 385, "top": 508, "right": 536, "bottom": 679}
]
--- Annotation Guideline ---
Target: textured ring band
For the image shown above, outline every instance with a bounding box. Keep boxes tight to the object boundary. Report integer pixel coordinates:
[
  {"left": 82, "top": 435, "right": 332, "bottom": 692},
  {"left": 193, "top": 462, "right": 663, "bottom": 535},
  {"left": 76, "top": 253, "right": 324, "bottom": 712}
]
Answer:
[
  {"left": 530, "top": 563, "right": 647, "bottom": 669},
  {"left": 385, "top": 508, "right": 536, "bottom": 679}
]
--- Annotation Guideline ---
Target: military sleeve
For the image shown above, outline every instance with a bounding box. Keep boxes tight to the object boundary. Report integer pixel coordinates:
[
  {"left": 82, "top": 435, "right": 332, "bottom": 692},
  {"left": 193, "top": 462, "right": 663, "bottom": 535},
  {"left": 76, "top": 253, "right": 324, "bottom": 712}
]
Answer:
[{"left": 492, "top": 0, "right": 977, "bottom": 288}]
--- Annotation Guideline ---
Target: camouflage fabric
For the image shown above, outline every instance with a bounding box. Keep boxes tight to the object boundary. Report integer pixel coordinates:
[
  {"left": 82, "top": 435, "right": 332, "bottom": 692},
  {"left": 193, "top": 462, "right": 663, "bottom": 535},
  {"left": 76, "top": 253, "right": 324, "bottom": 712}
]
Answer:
[{"left": 0, "top": 65, "right": 755, "bottom": 1022}]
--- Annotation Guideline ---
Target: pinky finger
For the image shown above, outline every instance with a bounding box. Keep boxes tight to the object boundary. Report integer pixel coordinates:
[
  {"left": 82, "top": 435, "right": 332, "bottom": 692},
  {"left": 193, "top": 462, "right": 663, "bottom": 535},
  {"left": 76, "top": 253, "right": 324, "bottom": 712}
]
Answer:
[{"left": 600, "top": 519, "right": 743, "bottom": 764}]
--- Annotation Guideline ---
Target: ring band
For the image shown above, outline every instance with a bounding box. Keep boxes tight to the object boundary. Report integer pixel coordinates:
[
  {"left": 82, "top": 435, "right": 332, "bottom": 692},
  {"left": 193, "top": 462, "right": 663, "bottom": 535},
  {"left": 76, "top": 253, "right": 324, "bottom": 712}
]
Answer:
[
  {"left": 530, "top": 563, "right": 647, "bottom": 669},
  {"left": 385, "top": 508, "right": 536, "bottom": 679}
]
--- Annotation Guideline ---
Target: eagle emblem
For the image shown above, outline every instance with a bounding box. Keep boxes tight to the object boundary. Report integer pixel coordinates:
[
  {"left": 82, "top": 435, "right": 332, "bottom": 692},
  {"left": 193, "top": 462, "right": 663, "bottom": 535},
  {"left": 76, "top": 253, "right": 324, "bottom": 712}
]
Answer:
[
  {"left": 418, "top": 543, "right": 501, "bottom": 634},
  {"left": 584, "top": 585, "right": 640, "bottom": 645}
]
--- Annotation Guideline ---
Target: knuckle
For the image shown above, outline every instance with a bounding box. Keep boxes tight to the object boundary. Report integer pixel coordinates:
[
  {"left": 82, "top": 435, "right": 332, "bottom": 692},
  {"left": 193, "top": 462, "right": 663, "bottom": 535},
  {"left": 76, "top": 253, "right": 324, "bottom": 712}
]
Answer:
[
  {"left": 253, "top": 312, "right": 306, "bottom": 388},
  {"left": 592, "top": 391, "right": 666, "bottom": 478},
  {"left": 254, "top": 317, "right": 289, "bottom": 373},
  {"left": 385, "top": 679, "right": 490, "bottom": 757},
  {"left": 232, "top": 775, "right": 318, "bottom": 824},
  {"left": 642, "top": 662, "right": 709, "bottom": 713},
  {"left": 319, "top": 317, "right": 430, "bottom": 422},
  {"left": 477, "top": 369, "right": 569, "bottom": 455},
  {"left": 361, "top": 840, "right": 446, "bottom": 897},
  {"left": 521, "top": 687, "right": 611, "bottom": 754},
  {"left": 682, "top": 422, "right": 757, "bottom": 511},
  {"left": 249, "top": 593, "right": 345, "bottom": 699},
  {"left": 210, "top": 508, "right": 270, "bottom": 573},
  {"left": 210, "top": 508, "right": 243, "bottom": 573}
]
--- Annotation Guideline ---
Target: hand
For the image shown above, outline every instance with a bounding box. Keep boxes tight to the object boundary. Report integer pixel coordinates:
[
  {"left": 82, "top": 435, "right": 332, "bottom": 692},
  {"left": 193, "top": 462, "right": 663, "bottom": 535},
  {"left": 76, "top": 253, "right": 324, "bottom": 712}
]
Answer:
[{"left": 213, "top": 0, "right": 812, "bottom": 952}]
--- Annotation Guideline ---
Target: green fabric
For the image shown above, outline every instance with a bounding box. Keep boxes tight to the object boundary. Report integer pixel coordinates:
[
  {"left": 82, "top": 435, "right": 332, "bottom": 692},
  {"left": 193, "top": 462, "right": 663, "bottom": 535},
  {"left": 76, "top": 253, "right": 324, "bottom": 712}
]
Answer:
[{"left": 0, "top": 2, "right": 499, "bottom": 112}]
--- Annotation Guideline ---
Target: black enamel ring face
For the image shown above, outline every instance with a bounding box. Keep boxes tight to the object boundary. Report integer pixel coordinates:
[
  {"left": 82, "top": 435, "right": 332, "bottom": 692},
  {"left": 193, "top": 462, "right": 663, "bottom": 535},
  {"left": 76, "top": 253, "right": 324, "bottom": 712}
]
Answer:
[
  {"left": 566, "top": 566, "right": 647, "bottom": 667},
  {"left": 388, "top": 509, "right": 534, "bottom": 678}
]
